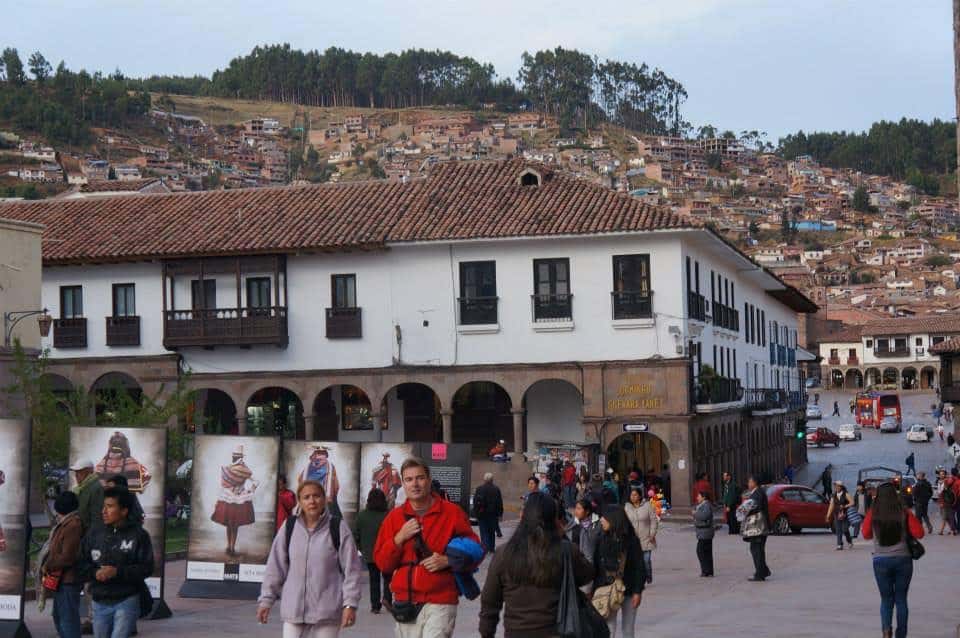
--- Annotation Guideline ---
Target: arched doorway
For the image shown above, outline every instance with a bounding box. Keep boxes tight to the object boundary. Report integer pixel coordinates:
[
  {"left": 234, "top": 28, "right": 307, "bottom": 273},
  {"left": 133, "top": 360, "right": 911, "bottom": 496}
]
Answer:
[
  {"left": 901, "top": 367, "right": 917, "bottom": 391},
  {"left": 830, "top": 369, "right": 844, "bottom": 388},
  {"left": 91, "top": 372, "right": 142, "bottom": 425},
  {"left": 187, "top": 389, "right": 237, "bottom": 434},
  {"left": 381, "top": 383, "right": 441, "bottom": 442},
  {"left": 606, "top": 432, "right": 669, "bottom": 486},
  {"left": 452, "top": 381, "right": 512, "bottom": 457},
  {"left": 523, "top": 379, "right": 583, "bottom": 451},
  {"left": 40, "top": 373, "right": 74, "bottom": 413},
  {"left": 865, "top": 368, "right": 881, "bottom": 388},
  {"left": 882, "top": 368, "right": 898, "bottom": 387},
  {"left": 313, "top": 385, "right": 373, "bottom": 440},
  {"left": 920, "top": 366, "right": 937, "bottom": 390},
  {"left": 247, "top": 387, "right": 304, "bottom": 438},
  {"left": 844, "top": 369, "right": 863, "bottom": 390}
]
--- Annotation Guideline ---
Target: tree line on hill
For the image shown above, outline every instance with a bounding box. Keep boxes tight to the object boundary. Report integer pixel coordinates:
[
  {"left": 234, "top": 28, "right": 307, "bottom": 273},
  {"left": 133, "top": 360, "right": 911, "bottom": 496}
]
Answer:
[
  {"left": 0, "top": 47, "right": 151, "bottom": 146},
  {"left": 777, "top": 119, "right": 956, "bottom": 196}
]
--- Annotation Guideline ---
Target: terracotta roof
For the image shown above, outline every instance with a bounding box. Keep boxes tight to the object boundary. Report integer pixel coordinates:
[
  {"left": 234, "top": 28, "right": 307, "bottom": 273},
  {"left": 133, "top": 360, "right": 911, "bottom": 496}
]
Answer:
[
  {"left": 0, "top": 160, "right": 690, "bottom": 263},
  {"left": 78, "top": 178, "right": 163, "bottom": 193},
  {"left": 930, "top": 336, "right": 960, "bottom": 354},
  {"left": 864, "top": 315, "right": 960, "bottom": 336},
  {"left": 821, "top": 324, "right": 863, "bottom": 343}
]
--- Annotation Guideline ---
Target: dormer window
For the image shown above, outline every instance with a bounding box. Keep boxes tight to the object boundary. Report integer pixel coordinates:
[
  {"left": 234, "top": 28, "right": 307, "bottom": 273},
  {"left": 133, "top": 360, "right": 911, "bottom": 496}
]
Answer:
[{"left": 518, "top": 169, "right": 541, "bottom": 187}]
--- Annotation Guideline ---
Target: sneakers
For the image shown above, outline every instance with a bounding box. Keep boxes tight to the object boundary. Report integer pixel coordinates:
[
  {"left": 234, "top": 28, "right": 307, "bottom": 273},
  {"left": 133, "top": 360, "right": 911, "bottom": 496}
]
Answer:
[{"left": 835, "top": 545, "right": 843, "bottom": 551}]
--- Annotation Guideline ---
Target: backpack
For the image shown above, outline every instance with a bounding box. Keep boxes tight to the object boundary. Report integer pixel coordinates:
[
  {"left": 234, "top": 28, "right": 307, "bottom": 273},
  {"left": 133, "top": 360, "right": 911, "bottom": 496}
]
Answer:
[
  {"left": 471, "top": 487, "right": 486, "bottom": 518},
  {"left": 943, "top": 487, "right": 957, "bottom": 507},
  {"left": 285, "top": 513, "right": 342, "bottom": 574}
]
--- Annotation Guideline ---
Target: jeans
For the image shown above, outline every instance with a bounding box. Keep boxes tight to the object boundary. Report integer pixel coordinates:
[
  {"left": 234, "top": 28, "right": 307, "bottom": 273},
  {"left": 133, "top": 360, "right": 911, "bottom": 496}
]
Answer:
[
  {"left": 367, "top": 562, "right": 391, "bottom": 611},
  {"left": 696, "top": 538, "right": 714, "bottom": 576},
  {"left": 563, "top": 484, "right": 577, "bottom": 508},
  {"left": 872, "top": 556, "right": 913, "bottom": 638},
  {"left": 914, "top": 501, "right": 931, "bottom": 530},
  {"left": 641, "top": 550, "right": 653, "bottom": 583},
  {"left": 606, "top": 599, "right": 637, "bottom": 638},
  {"left": 478, "top": 516, "right": 498, "bottom": 553},
  {"left": 851, "top": 520, "right": 862, "bottom": 538},
  {"left": 834, "top": 518, "right": 852, "bottom": 547},
  {"left": 92, "top": 594, "right": 139, "bottom": 638},
  {"left": 749, "top": 536, "right": 770, "bottom": 578},
  {"left": 394, "top": 603, "right": 457, "bottom": 638},
  {"left": 52, "top": 582, "right": 83, "bottom": 638}
]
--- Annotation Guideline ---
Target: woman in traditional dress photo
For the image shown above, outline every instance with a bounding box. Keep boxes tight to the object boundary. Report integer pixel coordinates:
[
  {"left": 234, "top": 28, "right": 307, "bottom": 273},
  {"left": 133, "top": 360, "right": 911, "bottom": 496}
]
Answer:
[
  {"left": 94, "top": 431, "right": 152, "bottom": 493},
  {"left": 211, "top": 445, "right": 259, "bottom": 557}
]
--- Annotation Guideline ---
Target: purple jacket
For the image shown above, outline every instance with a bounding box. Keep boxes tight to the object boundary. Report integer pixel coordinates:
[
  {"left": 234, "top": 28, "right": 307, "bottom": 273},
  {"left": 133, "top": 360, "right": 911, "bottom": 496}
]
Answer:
[{"left": 258, "top": 511, "right": 363, "bottom": 625}]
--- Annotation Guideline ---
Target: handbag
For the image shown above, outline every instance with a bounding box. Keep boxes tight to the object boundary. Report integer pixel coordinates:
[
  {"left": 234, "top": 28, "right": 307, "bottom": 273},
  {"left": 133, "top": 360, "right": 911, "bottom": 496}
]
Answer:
[
  {"left": 557, "top": 541, "right": 609, "bottom": 638},
  {"left": 591, "top": 545, "right": 627, "bottom": 619},
  {"left": 904, "top": 515, "right": 925, "bottom": 561},
  {"left": 741, "top": 511, "right": 768, "bottom": 539},
  {"left": 845, "top": 506, "right": 863, "bottom": 526}
]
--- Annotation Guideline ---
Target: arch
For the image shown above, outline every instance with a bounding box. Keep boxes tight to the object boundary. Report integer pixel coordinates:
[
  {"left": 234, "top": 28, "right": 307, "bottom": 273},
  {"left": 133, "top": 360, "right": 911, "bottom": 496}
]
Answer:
[
  {"left": 522, "top": 379, "right": 584, "bottom": 451},
  {"left": 91, "top": 372, "right": 142, "bottom": 425},
  {"left": 247, "top": 386, "right": 304, "bottom": 439},
  {"left": 829, "top": 369, "right": 844, "bottom": 389},
  {"left": 187, "top": 388, "right": 237, "bottom": 435},
  {"left": 41, "top": 373, "right": 74, "bottom": 393},
  {"left": 844, "top": 369, "right": 863, "bottom": 390},
  {"left": 313, "top": 384, "right": 374, "bottom": 440},
  {"left": 606, "top": 432, "right": 669, "bottom": 486},
  {"left": 920, "top": 366, "right": 937, "bottom": 390},
  {"left": 900, "top": 367, "right": 917, "bottom": 391},
  {"left": 380, "top": 383, "right": 442, "bottom": 442},
  {"left": 865, "top": 368, "right": 882, "bottom": 388},
  {"left": 452, "top": 381, "right": 513, "bottom": 456},
  {"left": 882, "top": 367, "right": 898, "bottom": 387}
]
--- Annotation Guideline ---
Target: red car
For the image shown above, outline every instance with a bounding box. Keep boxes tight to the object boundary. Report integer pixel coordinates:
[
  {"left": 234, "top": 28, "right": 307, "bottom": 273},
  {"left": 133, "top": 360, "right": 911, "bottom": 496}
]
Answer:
[
  {"left": 764, "top": 484, "right": 830, "bottom": 535},
  {"left": 806, "top": 427, "right": 840, "bottom": 448}
]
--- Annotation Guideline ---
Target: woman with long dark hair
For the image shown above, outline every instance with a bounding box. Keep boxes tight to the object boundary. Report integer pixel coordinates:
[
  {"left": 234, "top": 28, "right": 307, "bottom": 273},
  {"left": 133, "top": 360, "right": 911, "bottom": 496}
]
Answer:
[
  {"left": 594, "top": 506, "right": 646, "bottom": 638},
  {"left": 353, "top": 488, "right": 391, "bottom": 614},
  {"left": 861, "top": 483, "right": 924, "bottom": 638},
  {"left": 479, "top": 492, "right": 593, "bottom": 637}
]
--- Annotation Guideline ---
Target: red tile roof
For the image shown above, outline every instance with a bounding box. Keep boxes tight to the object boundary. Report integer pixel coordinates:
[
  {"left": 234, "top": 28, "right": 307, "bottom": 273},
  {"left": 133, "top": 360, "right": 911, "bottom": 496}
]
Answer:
[
  {"left": 930, "top": 336, "right": 960, "bottom": 354},
  {"left": 79, "top": 178, "right": 164, "bottom": 193},
  {"left": 863, "top": 315, "right": 960, "bottom": 336}
]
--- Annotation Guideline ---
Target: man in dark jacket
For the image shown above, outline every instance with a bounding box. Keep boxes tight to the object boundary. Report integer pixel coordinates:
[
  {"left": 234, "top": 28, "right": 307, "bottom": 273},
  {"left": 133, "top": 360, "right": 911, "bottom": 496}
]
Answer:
[
  {"left": 720, "top": 472, "right": 740, "bottom": 534},
  {"left": 473, "top": 473, "right": 504, "bottom": 553},
  {"left": 819, "top": 465, "right": 833, "bottom": 499},
  {"left": 78, "top": 488, "right": 154, "bottom": 638},
  {"left": 913, "top": 471, "right": 933, "bottom": 533}
]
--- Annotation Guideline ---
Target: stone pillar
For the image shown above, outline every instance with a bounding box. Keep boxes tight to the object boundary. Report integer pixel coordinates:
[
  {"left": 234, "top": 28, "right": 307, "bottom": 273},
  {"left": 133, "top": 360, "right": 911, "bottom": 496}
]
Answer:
[
  {"left": 372, "top": 413, "right": 384, "bottom": 442},
  {"left": 511, "top": 409, "right": 525, "bottom": 462},
  {"left": 441, "top": 410, "right": 453, "bottom": 444},
  {"left": 304, "top": 414, "right": 315, "bottom": 440},
  {"left": 237, "top": 413, "right": 247, "bottom": 435}
]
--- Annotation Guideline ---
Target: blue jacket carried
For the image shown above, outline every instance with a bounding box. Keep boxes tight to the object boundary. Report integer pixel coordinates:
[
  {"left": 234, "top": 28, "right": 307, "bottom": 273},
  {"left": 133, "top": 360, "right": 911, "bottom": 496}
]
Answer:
[{"left": 445, "top": 536, "right": 485, "bottom": 600}]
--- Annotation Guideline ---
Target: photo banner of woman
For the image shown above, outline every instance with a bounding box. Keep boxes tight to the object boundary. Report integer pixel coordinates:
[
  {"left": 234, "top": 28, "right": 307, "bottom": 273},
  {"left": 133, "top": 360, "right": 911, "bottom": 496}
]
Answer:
[
  {"left": 282, "top": 442, "right": 359, "bottom": 524},
  {"left": 183, "top": 435, "right": 279, "bottom": 598},
  {"left": 68, "top": 426, "right": 170, "bottom": 617},
  {"left": 0, "top": 418, "right": 30, "bottom": 632},
  {"left": 359, "top": 444, "right": 415, "bottom": 510}
]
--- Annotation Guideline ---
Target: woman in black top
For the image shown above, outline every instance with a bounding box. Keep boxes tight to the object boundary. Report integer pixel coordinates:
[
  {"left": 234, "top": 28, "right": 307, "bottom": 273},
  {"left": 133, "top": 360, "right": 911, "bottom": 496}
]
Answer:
[
  {"left": 479, "top": 492, "right": 593, "bottom": 638},
  {"left": 594, "top": 506, "right": 646, "bottom": 637}
]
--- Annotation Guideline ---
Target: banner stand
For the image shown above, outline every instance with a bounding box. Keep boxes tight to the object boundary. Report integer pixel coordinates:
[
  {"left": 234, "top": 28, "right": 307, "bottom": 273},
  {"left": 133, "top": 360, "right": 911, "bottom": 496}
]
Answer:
[
  {"left": 146, "top": 596, "right": 173, "bottom": 620},
  {"left": 143, "top": 430, "right": 172, "bottom": 621},
  {"left": 0, "top": 620, "right": 30, "bottom": 638},
  {"left": 178, "top": 580, "right": 260, "bottom": 600}
]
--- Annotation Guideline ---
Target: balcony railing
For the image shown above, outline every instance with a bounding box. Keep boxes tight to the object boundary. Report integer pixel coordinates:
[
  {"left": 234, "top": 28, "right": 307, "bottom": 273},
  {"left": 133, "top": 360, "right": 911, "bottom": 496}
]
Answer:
[
  {"left": 53, "top": 318, "right": 87, "bottom": 348},
  {"left": 688, "top": 292, "right": 707, "bottom": 322},
  {"left": 873, "top": 347, "right": 910, "bottom": 358},
  {"left": 694, "top": 376, "right": 743, "bottom": 405},
  {"left": 325, "top": 307, "right": 362, "bottom": 338},
  {"left": 828, "top": 356, "right": 841, "bottom": 365},
  {"left": 846, "top": 356, "right": 859, "bottom": 366},
  {"left": 746, "top": 387, "right": 787, "bottom": 411},
  {"left": 163, "top": 306, "right": 288, "bottom": 348},
  {"left": 105, "top": 316, "right": 140, "bottom": 346},
  {"left": 611, "top": 291, "right": 652, "bottom": 320},
  {"left": 788, "top": 391, "right": 807, "bottom": 411},
  {"left": 458, "top": 296, "right": 498, "bottom": 325},
  {"left": 531, "top": 293, "right": 573, "bottom": 322}
]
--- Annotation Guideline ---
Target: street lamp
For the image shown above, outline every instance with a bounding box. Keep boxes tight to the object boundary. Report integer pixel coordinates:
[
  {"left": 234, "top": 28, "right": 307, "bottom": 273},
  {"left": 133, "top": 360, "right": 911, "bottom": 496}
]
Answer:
[{"left": 3, "top": 308, "right": 52, "bottom": 348}]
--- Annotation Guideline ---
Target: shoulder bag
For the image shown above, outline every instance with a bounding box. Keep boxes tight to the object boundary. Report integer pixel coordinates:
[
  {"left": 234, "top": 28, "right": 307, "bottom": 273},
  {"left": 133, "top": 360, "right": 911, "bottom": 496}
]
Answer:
[
  {"left": 591, "top": 543, "right": 627, "bottom": 619},
  {"left": 384, "top": 515, "right": 429, "bottom": 623},
  {"left": 904, "top": 514, "right": 925, "bottom": 561},
  {"left": 557, "top": 541, "right": 610, "bottom": 638}
]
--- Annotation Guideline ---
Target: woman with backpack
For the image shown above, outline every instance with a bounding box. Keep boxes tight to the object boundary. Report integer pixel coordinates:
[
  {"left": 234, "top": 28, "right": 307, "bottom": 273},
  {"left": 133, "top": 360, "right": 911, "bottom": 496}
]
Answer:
[
  {"left": 353, "top": 488, "right": 391, "bottom": 614},
  {"left": 593, "top": 506, "right": 646, "bottom": 637},
  {"left": 258, "top": 480, "right": 364, "bottom": 637},
  {"left": 862, "top": 482, "right": 925, "bottom": 638},
  {"left": 479, "top": 492, "right": 594, "bottom": 637}
]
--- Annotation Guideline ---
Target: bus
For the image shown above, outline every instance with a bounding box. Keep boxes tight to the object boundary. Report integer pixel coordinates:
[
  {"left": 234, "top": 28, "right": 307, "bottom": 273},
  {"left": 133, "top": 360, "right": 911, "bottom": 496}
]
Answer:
[{"left": 855, "top": 392, "right": 901, "bottom": 429}]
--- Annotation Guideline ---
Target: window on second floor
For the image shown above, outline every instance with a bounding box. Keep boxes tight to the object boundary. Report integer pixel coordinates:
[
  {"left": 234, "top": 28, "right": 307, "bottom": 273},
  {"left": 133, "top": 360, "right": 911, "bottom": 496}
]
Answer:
[
  {"left": 612, "top": 254, "right": 652, "bottom": 319},
  {"left": 533, "top": 258, "right": 572, "bottom": 321},
  {"left": 459, "top": 261, "right": 497, "bottom": 325},
  {"left": 915, "top": 337, "right": 923, "bottom": 347},
  {"left": 246, "top": 277, "right": 272, "bottom": 309},
  {"left": 332, "top": 274, "right": 357, "bottom": 309},
  {"left": 932, "top": 336, "right": 945, "bottom": 346},
  {"left": 191, "top": 279, "right": 216, "bottom": 311},
  {"left": 866, "top": 339, "right": 873, "bottom": 348},
  {"left": 60, "top": 286, "right": 83, "bottom": 319},
  {"left": 112, "top": 284, "right": 135, "bottom": 317},
  {"left": 876, "top": 338, "right": 888, "bottom": 351},
  {"left": 894, "top": 337, "right": 907, "bottom": 351}
]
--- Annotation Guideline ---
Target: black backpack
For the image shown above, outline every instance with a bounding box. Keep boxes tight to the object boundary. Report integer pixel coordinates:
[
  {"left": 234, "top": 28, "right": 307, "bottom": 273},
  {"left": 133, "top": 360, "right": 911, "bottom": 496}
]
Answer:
[{"left": 285, "top": 513, "right": 342, "bottom": 574}]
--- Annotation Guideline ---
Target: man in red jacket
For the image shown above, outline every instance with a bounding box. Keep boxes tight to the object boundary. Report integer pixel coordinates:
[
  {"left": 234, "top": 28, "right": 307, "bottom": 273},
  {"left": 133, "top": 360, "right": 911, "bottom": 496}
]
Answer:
[
  {"left": 374, "top": 457, "right": 482, "bottom": 637},
  {"left": 561, "top": 460, "right": 577, "bottom": 508}
]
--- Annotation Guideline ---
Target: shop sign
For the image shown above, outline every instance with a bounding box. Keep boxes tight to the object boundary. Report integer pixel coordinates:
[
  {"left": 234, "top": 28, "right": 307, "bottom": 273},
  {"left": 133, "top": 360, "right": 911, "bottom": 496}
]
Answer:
[{"left": 623, "top": 423, "right": 649, "bottom": 433}]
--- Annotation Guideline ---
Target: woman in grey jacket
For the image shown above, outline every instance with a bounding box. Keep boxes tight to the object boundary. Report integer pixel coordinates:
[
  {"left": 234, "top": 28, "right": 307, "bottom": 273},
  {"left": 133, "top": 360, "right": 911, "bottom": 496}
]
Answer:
[
  {"left": 258, "top": 480, "right": 364, "bottom": 637},
  {"left": 623, "top": 487, "right": 658, "bottom": 585},
  {"left": 693, "top": 491, "right": 715, "bottom": 577}
]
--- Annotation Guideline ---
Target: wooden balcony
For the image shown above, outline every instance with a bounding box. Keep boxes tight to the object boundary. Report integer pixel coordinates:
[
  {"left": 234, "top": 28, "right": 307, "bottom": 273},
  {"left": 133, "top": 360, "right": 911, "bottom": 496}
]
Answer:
[
  {"left": 326, "top": 307, "right": 362, "bottom": 338},
  {"left": 163, "top": 307, "right": 288, "bottom": 349},
  {"left": 873, "top": 347, "right": 910, "bottom": 358},
  {"left": 53, "top": 318, "right": 87, "bottom": 348},
  {"left": 828, "top": 357, "right": 841, "bottom": 365},
  {"left": 106, "top": 316, "right": 140, "bottom": 347}
]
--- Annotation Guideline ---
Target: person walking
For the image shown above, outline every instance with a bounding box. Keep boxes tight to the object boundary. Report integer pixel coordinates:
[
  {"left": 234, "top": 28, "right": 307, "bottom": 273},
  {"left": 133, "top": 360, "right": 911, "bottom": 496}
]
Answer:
[
  {"left": 275, "top": 475, "right": 296, "bottom": 531},
  {"left": 353, "top": 488, "right": 390, "bottom": 614},
  {"left": 71, "top": 457, "right": 104, "bottom": 634},
  {"left": 826, "top": 480, "right": 854, "bottom": 550},
  {"left": 602, "top": 469, "right": 620, "bottom": 505},
  {"left": 77, "top": 488, "right": 154, "bottom": 638},
  {"left": 561, "top": 461, "right": 577, "bottom": 509},
  {"left": 478, "top": 492, "right": 593, "bottom": 637},
  {"left": 565, "top": 499, "right": 601, "bottom": 582},
  {"left": 720, "top": 472, "right": 740, "bottom": 534},
  {"left": 850, "top": 482, "right": 867, "bottom": 538},
  {"left": 623, "top": 487, "right": 658, "bottom": 585},
  {"left": 862, "top": 482, "right": 924, "bottom": 638},
  {"left": 904, "top": 453, "right": 916, "bottom": 478},
  {"left": 472, "top": 473, "right": 504, "bottom": 554},
  {"left": 937, "top": 423, "right": 945, "bottom": 441},
  {"left": 740, "top": 475, "right": 771, "bottom": 582},
  {"left": 258, "top": 480, "right": 363, "bottom": 636},
  {"left": 936, "top": 471, "right": 957, "bottom": 535},
  {"left": 832, "top": 401, "right": 840, "bottom": 416},
  {"left": 912, "top": 472, "right": 933, "bottom": 534},
  {"left": 819, "top": 465, "right": 833, "bottom": 499},
  {"left": 42, "top": 492, "right": 84, "bottom": 638},
  {"left": 593, "top": 506, "right": 645, "bottom": 638},
  {"left": 693, "top": 491, "right": 715, "bottom": 577},
  {"left": 374, "top": 458, "right": 482, "bottom": 638}
]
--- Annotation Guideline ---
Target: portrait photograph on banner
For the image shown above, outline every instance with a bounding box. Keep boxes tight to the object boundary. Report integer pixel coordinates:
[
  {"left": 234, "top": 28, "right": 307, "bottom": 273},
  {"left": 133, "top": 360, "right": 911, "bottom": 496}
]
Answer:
[
  {"left": 281, "top": 442, "right": 359, "bottom": 524},
  {"left": 69, "top": 427, "right": 168, "bottom": 596},
  {"left": 0, "top": 419, "right": 29, "bottom": 623},
  {"left": 187, "top": 435, "right": 279, "bottom": 579},
  {"left": 359, "top": 443, "right": 415, "bottom": 510}
]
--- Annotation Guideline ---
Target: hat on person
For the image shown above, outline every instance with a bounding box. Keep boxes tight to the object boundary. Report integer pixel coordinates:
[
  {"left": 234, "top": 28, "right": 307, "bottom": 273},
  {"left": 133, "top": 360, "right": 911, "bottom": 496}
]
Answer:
[
  {"left": 69, "top": 458, "right": 95, "bottom": 471},
  {"left": 834, "top": 480, "right": 844, "bottom": 486}
]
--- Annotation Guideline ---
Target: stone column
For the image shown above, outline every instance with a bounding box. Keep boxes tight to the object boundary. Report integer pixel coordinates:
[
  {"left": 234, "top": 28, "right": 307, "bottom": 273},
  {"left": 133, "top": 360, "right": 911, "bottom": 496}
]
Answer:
[
  {"left": 441, "top": 410, "right": 453, "bottom": 444},
  {"left": 304, "top": 414, "right": 315, "bottom": 440},
  {"left": 372, "top": 413, "right": 384, "bottom": 442},
  {"left": 237, "top": 413, "right": 247, "bottom": 435},
  {"left": 511, "top": 409, "right": 525, "bottom": 462}
]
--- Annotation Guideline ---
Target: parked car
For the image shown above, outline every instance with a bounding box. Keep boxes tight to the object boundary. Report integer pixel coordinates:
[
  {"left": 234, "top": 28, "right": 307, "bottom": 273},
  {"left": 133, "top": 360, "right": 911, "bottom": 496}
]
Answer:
[
  {"left": 765, "top": 484, "right": 830, "bottom": 535},
  {"left": 806, "top": 426, "right": 840, "bottom": 447},
  {"left": 806, "top": 404, "right": 822, "bottom": 420},
  {"left": 838, "top": 423, "right": 861, "bottom": 441},
  {"left": 906, "top": 424, "right": 929, "bottom": 443},
  {"left": 879, "top": 416, "right": 902, "bottom": 433},
  {"left": 805, "top": 378, "right": 820, "bottom": 389}
]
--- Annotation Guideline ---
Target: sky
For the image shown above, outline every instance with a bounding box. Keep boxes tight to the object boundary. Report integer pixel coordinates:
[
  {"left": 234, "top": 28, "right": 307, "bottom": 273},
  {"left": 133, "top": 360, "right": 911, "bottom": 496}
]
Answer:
[{"left": 5, "top": 0, "right": 954, "bottom": 141}]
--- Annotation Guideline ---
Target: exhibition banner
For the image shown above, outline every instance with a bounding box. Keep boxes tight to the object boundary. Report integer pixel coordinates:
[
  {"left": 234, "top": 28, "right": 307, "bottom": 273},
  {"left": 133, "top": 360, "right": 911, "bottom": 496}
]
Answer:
[
  {"left": 359, "top": 443, "right": 415, "bottom": 510},
  {"left": 281, "top": 442, "right": 360, "bottom": 524},
  {"left": 0, "top": 419, "right": 29, "bottom": 629},
  {"left": 414, "top": 442, "right": 472, "bottom": 511}
]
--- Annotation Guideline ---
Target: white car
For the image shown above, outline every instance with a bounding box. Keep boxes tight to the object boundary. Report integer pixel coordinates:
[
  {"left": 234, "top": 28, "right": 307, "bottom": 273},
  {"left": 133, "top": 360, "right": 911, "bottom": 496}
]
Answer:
[
  {"left": 806, "top": 405, "right": 822, "bottom": 420},
  {"left": 838, "top": 423, "right": 861, "bottom": 441},
  {"left": 906, "top": 424, "right": 928, "bottom": 443}
]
